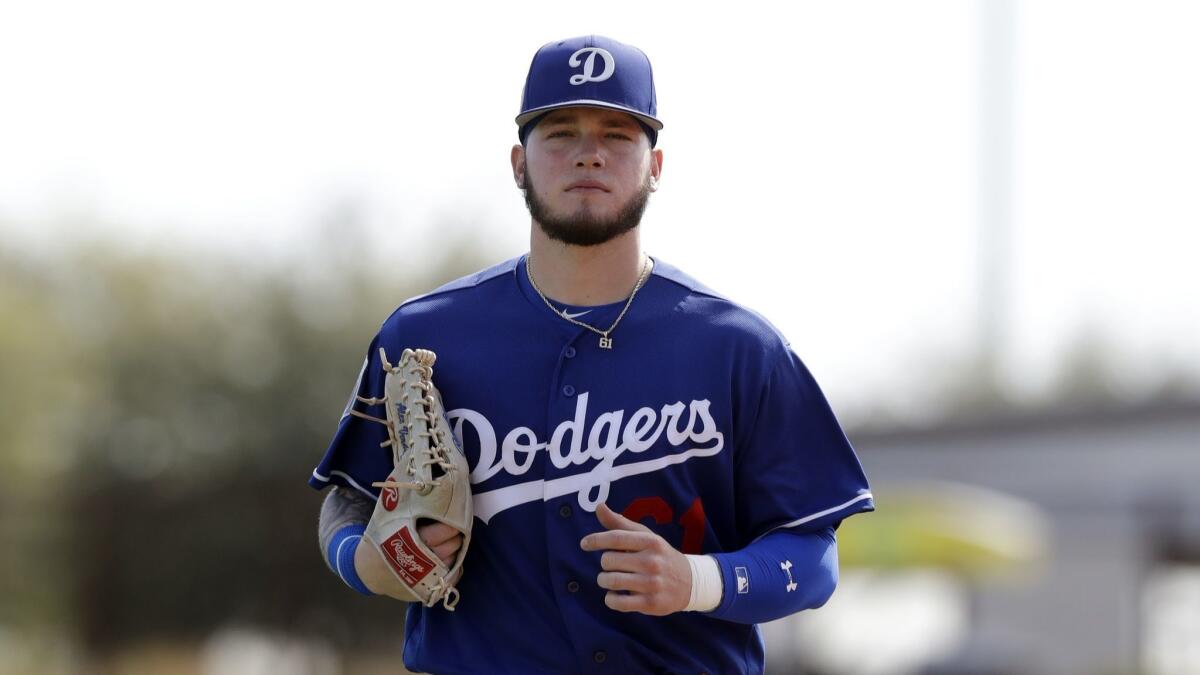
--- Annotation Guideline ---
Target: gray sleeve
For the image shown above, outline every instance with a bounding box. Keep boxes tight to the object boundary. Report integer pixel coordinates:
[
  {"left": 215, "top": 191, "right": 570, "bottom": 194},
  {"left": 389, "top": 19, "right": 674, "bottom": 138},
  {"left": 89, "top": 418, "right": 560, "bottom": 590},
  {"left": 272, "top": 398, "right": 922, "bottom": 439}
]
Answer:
[{"left": 317, "top": 486, "right": 375, "bottom": 573}]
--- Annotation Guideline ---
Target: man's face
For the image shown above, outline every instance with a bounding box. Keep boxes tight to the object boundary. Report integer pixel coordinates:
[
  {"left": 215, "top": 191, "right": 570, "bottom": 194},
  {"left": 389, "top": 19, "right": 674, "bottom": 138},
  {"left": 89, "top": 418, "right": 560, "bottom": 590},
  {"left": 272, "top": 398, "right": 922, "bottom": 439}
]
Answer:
[{"left": 514, "top": 106, "right": 663, "bottom": 247}]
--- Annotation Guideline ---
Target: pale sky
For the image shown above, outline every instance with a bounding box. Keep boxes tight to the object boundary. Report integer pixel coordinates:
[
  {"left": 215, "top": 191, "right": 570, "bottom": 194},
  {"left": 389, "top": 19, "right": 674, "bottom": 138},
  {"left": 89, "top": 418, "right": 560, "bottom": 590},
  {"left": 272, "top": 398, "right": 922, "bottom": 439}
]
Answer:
[{"left": 2, "top": 0, "right": 1198, "bottom": 419}]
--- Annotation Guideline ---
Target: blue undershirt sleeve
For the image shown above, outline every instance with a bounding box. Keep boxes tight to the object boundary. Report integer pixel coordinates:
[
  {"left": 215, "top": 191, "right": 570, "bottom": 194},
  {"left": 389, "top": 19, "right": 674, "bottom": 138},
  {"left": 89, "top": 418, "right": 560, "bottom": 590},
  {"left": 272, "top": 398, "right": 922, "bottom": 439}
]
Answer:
[
  {"left": 326, "top": 524, "right": 374, "bottom": 596},
  {"left": 708, "top": 526, "right": 838, "bottom": 624}
]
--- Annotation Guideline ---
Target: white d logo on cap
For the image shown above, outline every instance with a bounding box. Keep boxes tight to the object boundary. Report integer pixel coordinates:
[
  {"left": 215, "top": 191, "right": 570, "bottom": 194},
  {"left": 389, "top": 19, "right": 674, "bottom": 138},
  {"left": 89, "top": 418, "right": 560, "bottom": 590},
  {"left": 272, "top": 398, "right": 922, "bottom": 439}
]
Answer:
[{"left": 568, "top": 47, "right": 615, "bottom": 85}]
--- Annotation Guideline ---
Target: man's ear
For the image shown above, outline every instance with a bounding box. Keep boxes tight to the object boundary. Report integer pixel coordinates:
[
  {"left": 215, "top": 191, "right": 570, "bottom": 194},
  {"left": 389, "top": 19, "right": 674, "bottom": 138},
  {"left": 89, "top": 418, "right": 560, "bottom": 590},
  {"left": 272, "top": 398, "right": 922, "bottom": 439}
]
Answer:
[
  {"left": 511, "top": 144, "right": 526, "bottom": 189},
  {"left": 648, "top": 147, "right": 664, "bottom": 191}
]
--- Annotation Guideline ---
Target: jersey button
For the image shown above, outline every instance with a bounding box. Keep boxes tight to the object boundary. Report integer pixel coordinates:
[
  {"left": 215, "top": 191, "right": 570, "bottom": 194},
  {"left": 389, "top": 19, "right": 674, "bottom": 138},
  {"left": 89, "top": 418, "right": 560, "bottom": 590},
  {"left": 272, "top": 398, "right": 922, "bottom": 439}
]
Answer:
[
  {"left": 564, "top": 346, "right": 577, "bottom": 359},
  {"left": 592, "top": 650, "right": 607, "bottom": 664},
  {"left": 562, "top": 384, "right": 576, "bottom": 397},
  {"left": 559, "top": 504, "right": 572, "bottom": 518},
  {"left": 567, "top": 580, "right": 580, "bottom": 593}
]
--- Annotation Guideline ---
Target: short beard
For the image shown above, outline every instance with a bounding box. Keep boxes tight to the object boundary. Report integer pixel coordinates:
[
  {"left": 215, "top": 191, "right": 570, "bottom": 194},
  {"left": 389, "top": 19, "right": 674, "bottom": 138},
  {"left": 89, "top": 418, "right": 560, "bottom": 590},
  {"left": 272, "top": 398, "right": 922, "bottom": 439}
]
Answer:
[{"left": 523, "top": 164, "right": 653, "bottom": 247}]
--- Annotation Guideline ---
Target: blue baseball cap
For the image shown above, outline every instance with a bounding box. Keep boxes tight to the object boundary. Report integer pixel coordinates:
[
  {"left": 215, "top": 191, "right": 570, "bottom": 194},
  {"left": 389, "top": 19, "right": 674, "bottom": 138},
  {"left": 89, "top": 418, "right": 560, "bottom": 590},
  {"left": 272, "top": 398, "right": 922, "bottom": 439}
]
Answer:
[{"left": 516, "top": 35, "right": 662, "bottom": 147}]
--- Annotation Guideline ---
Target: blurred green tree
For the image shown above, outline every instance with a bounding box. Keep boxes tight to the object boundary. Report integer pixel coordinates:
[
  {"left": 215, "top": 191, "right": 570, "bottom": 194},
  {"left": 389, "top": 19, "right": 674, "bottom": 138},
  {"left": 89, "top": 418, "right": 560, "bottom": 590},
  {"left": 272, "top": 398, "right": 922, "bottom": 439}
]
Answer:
[{"left": 0, "top": 226, "right": 490, "bottom": 658}]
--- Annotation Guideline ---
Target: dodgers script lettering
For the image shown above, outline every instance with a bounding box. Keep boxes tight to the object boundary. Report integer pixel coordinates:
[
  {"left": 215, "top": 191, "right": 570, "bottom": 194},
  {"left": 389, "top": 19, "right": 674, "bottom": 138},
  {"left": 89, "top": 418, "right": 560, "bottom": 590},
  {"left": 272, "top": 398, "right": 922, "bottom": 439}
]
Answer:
[{"left": 447, "top": 392, "right": 725, "bottom": 522}]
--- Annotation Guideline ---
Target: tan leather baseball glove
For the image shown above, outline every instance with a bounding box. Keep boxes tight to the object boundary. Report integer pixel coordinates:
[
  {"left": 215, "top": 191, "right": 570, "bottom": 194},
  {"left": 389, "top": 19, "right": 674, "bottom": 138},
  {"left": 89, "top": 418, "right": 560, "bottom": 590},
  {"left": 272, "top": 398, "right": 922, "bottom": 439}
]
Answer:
[{"left": 351, "top": 348, "right": 472, "bottom": 610}]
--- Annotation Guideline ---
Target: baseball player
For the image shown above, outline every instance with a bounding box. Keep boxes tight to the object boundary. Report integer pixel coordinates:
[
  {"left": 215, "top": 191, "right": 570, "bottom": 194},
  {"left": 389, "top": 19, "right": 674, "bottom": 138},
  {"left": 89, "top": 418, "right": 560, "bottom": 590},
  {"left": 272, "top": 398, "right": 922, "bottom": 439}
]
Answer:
[{"left": 312, "top": 35, "right": 874, "bottom": 674}]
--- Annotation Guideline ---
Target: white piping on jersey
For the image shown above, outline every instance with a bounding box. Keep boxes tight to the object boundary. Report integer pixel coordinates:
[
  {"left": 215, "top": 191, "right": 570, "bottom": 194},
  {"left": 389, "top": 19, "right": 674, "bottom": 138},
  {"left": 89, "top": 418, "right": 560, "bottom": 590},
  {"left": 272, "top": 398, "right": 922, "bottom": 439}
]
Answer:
[
  {"left": 312, "top": 468, "right": 378, "bottom": 500},
  {"left": 750, "top": 492, "right": 876, "bottom": 543}
]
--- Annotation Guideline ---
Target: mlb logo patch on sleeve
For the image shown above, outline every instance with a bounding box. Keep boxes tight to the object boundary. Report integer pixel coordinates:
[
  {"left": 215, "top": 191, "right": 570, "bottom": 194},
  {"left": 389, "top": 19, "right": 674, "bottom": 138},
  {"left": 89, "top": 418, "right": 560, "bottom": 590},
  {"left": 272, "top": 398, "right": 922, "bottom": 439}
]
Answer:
[{"left": 735, "top": 566, "right": 750, "bottom": 594}]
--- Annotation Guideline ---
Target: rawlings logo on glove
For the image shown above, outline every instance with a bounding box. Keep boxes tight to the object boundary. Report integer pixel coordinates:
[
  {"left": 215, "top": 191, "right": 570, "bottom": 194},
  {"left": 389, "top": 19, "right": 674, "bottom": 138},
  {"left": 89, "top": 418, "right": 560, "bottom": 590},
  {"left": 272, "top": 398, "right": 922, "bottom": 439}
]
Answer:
[
  {"left": 351, "top": 348, "right": 473, "bottom": 610},
  {"left": 382, "top": 527, "right": 437, "bottom": 586}
]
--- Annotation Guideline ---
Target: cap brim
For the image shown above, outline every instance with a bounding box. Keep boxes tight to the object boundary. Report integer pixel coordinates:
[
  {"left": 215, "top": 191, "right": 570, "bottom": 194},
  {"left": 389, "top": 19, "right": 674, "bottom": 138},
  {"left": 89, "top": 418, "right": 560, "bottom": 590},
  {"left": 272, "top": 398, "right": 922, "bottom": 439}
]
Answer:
[{"left": 515, "top": 100, "right": 663, "bottom": 131}]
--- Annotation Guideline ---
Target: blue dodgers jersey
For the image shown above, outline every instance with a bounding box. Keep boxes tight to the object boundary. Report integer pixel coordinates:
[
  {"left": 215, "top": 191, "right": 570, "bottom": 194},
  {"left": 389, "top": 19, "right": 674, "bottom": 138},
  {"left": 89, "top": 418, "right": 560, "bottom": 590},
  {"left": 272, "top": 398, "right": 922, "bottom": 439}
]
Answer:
[{"left": 310, "top": 255, "right": 874, "bottom": 674}]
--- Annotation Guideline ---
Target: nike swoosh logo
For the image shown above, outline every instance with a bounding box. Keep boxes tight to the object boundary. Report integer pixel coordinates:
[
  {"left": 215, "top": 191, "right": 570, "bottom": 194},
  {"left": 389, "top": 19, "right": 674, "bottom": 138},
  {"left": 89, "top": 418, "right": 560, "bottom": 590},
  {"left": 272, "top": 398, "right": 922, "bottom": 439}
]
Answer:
[{"left": 562, "top": 309, "right": 592, "bottom": 319}]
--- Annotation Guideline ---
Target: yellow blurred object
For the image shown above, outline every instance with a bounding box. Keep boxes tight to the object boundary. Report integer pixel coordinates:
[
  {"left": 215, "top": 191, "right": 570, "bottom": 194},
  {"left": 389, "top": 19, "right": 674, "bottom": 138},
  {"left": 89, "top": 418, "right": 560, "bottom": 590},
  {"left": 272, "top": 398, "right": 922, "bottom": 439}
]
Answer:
[{"left": 837, "top": 480, "right": 1049, "bottom": 577}]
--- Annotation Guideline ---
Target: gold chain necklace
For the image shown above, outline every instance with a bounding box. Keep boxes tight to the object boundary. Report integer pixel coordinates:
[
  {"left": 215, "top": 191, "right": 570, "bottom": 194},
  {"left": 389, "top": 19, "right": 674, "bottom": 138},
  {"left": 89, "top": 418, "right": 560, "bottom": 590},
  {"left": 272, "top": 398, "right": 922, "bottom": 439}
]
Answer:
[{"left": 526, "top": 255, "right": 652, "bottom": 350}]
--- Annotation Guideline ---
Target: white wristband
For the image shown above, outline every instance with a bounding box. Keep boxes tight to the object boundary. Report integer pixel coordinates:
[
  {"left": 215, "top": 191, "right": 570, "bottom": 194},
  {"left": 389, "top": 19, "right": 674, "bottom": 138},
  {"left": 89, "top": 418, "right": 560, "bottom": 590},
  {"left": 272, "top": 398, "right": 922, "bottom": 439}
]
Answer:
[{"left": 684, "top": 554, "right": 724, "bottom": 612}]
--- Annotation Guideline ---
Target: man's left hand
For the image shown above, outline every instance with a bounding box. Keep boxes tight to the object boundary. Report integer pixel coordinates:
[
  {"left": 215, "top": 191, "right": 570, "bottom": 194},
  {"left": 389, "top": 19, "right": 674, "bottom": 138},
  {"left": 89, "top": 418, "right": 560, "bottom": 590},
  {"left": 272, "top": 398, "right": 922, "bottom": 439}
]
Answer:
[{"left": 580, "top": 503, "right": 692, "bottom": 616}]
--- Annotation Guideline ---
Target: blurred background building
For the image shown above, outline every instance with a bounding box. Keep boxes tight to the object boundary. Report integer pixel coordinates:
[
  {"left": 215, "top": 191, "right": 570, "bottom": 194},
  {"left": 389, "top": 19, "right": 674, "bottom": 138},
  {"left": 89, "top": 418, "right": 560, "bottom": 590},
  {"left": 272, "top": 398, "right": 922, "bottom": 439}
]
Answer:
[
  {"left": 1, "top": 1, "right": 1197, "bottom": 674},
  {"left": 767, "top": 402, "right": 1200, "bottom": 675}
]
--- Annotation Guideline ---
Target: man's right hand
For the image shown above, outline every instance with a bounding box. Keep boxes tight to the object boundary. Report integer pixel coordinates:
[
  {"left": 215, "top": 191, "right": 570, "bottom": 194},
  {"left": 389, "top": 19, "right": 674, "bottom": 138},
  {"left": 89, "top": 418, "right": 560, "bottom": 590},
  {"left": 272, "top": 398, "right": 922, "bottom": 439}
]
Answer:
[{"left": 355, "top": 521, "right": 464, "bottom": 600}]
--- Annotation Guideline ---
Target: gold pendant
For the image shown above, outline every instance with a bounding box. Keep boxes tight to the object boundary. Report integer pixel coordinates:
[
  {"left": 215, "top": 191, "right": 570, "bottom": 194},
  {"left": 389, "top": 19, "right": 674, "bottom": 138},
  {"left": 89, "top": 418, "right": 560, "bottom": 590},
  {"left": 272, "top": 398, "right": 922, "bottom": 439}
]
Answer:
[{"left": 599, "top": 336, "right": 613, "bottom": 349}]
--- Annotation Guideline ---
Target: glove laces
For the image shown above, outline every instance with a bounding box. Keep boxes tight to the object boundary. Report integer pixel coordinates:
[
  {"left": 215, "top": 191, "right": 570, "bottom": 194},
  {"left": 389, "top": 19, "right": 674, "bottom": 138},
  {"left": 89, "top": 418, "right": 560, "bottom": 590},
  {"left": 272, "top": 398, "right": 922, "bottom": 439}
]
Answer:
[{"left": 352, "top": 350, "right": 459, "bottom": 493}]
